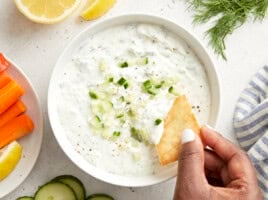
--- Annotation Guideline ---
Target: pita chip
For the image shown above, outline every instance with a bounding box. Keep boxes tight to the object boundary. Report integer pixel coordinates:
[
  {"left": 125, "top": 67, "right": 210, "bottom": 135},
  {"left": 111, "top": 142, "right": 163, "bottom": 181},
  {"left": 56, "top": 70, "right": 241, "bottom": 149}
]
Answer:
[{"left": 156, "top": 95, "right": 200, "bottom": 165}]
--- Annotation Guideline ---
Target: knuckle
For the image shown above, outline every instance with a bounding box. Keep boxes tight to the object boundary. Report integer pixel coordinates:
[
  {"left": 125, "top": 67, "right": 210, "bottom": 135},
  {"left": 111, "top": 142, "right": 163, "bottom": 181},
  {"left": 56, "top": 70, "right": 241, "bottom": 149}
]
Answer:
[
  {"left": 179, "top": 150, "right": 201, "bottom": 162},
  {"left": 235, "top": 150, "right": 250, "bottom": 163}
]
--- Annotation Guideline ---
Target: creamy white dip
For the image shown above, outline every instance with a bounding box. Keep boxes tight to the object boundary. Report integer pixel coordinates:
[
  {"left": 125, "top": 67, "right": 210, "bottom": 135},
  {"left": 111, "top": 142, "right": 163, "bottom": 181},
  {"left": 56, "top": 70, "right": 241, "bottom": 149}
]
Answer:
[{"left": 56, "top": 23, "right": 211, "bottom": 176}]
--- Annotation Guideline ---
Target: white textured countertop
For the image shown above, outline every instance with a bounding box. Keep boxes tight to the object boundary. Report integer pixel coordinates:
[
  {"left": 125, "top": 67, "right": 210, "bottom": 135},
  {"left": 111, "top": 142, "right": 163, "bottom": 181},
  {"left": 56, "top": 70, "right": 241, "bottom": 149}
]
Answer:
[{"left": 1, "top": 0, "right": 268, "bottom": 199}]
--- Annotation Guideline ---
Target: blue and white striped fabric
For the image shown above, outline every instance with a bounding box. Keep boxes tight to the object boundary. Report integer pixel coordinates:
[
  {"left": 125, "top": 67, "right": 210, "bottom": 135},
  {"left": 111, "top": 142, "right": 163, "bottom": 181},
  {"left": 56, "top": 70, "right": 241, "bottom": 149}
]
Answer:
[{"left": 234, "top": 66, "right": 268, "bottom": 199}]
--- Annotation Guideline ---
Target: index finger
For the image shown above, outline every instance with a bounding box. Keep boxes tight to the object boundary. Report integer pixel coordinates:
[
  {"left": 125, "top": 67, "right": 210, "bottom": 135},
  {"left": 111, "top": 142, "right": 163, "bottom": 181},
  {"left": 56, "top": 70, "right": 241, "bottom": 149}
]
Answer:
[
  {"left": 200, "top": 126, "right": 258, "bottom": 181},
  {"left": 200, "top": 126, "right": 241, "bottom": 162}
]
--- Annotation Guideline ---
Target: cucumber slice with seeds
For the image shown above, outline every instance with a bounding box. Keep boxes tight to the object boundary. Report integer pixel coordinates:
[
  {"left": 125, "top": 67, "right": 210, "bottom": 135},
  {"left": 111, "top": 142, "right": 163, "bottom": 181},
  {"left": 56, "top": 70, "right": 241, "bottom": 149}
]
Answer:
[
  {"left": 52, "top": 175, "right": 86, "bottom": 200},
  {"left": 34, "top": 182, "right": 77, "bottom": 200},
  {"left": 86, "top": 194, "right": 114, "bottom": 200},
  {"left": 16, "top": 197, "right": 33, "bottom": 200}
]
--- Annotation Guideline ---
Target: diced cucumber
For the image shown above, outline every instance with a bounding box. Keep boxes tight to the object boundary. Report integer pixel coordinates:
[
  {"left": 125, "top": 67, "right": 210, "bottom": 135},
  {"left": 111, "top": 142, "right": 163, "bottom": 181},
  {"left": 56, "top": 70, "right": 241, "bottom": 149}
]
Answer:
[
  {"left": 132, "top": 152, "right": 141, "bottom": 162},
  {"left": 34, "top": 182, "right": 76, "bottom": 200},
  {"left": 101, "top": 129, "right": 112, "bottom": 139},
  {"left": 51, "top": 175, "right": 86, "bottom": 200},
  {"left": 136, "top": 57, "right": 149, "bottom": 65},
  {"left": 131, "top": 127, "right": 143, "bottom": 142},
  {"left": 86, "top": 194, "right": 114, "bottom": 200},
  {"left": 118, "top": 61, "right": 128, "bottom": 68},
  {"left": 168, "top": 86, "right": 180, "bottom": 96},
  {"left": 130, "top": 127, "right": 149, "bottom": 144},
  {"left": 89, "top": 91, "right": 98, "bottom": 100},
  {"left": 89, "top": 116, "right": 104, "bottom": 129},
  {"left": 154, "top": 118, "right": 162, "bottom": 126},
  {"left": 99, "top": 60, "right": 108, "bottom": 71},
  {"left": 16, "top": 197, "right": 33, "bottom": 200},
  {"left": 98, "top": 100, "right": 113, "bottom": 113}
]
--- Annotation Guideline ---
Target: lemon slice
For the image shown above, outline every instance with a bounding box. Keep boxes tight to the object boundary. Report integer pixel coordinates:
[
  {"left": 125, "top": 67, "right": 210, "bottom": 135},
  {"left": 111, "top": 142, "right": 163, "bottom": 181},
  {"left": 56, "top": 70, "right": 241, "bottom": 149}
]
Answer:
[
  {"left": 0, "top": 141, "right": 22, "bottom": 181},
  {"left": 80, "top": 0, "right": 116, "bottom": 20},
  {"left": 14, "top": 0, "right": 82, "bottom": 24}
]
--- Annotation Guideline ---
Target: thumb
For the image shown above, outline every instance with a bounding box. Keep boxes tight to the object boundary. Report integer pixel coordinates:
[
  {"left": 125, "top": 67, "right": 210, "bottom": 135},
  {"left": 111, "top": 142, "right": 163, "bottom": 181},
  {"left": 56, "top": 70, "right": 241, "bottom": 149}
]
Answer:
[{"left": 178, "top": 129, "right": 206, "bottom": 186}]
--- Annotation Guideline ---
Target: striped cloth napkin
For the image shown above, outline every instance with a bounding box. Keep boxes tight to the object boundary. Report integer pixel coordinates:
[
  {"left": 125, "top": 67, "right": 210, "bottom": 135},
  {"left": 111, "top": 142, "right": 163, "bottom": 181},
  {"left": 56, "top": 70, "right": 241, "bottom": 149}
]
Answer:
[{"left": 233, "top": 66, "right": 268, "bottom": 199}]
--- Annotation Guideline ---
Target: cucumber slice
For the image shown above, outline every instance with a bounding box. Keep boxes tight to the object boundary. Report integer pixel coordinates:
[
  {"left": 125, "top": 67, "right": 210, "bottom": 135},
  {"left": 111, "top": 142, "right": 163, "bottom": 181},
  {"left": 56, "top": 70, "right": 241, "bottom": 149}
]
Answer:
[
  {"left": 16, "top": 197, "right": 33, "bottom": 200},
  {"left": 86, "top": 194, "right": 114, "bottom": 200},
  {"left": 52, "top": 175, "right": 86, "bottom": 200},
  {"left": 34, "top": 182, "right": 77, "bottom": 200}
]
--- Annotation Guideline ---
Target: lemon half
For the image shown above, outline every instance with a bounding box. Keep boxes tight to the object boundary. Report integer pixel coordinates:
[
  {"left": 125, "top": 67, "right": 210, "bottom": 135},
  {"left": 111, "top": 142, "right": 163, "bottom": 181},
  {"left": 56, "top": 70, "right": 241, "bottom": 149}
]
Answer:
[
  {"left": 14, "top": 0, "right": 82, "bottom": 24},
  {"left": 0, "top": 141, "right": 22, "bottom": 181},
  {"left": 80, "top": 0, "right": 116, "bottom": 20}
]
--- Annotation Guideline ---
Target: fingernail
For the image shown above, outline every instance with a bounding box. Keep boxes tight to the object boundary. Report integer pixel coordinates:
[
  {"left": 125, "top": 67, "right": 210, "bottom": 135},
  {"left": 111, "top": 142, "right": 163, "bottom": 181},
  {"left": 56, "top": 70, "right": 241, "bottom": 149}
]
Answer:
[
  {"left": 205, "top": 124, "right": 214, "bottom": 130},
  {"left": 181, "top": 129, "right": 195, "bottom": 144}
]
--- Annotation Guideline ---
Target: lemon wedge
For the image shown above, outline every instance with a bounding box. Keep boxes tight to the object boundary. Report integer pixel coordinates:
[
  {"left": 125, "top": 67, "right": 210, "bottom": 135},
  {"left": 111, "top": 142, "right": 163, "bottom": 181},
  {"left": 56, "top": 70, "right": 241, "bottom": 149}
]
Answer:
[
  {"left": 0, "top": 141, "right": 22, "bottom": 181},
  {"left": 14, "top": 0, "right": 82, "bottom": 24},
  {"left": 80, "top": 0, "right": 116, "bottom": 20}
]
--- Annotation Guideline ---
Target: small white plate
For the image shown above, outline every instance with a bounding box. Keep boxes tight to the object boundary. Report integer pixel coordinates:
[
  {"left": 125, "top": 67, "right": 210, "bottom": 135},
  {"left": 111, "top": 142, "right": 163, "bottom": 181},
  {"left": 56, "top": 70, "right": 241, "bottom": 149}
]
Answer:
[{"left": 0, "top": 57, "right": 43, "bottom": 198}]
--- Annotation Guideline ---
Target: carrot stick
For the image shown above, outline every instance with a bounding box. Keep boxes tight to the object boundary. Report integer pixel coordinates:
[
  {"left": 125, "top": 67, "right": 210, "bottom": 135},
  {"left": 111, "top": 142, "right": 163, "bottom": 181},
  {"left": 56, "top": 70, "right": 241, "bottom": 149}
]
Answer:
[
  {"left": 0, "top": 114, "right": 34, "bottom": 149},
  {"left": 0, "top": 101, "right": 27, "bottom": 128},
  {"left": 0, "top": 72, "right": 12, "bottom": 88},
  {"left": 0, "top": 80, "right": 24, "bottom": 114}
]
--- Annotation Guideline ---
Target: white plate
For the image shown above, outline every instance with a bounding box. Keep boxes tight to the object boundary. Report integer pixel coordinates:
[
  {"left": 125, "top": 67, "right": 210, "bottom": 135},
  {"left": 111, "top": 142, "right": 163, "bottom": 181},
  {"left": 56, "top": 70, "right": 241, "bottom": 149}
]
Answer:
[
  {"left": 0, "top": 57, "right": 43, "bottom": 198},
  {"left": 48, "top": 14, "right": 220, "bottom": 187}
]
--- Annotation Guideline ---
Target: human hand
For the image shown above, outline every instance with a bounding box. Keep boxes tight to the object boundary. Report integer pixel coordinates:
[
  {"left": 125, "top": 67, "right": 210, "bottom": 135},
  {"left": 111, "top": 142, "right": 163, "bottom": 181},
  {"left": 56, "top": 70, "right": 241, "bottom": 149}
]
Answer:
[{"left": 173, "top": 126, "right": 263, "bottom": 200}]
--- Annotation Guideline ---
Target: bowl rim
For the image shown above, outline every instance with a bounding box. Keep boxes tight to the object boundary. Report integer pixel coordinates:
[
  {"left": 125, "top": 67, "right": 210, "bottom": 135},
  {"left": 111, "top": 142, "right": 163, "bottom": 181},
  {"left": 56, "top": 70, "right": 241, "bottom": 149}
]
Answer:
[{"left": 48, "top": 13, "right": 221, "bottom": 187}]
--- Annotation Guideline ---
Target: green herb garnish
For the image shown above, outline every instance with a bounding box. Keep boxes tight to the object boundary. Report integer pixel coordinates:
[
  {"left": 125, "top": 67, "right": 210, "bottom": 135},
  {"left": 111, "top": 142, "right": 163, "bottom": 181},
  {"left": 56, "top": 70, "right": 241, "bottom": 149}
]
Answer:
[
  {"left": 127, "top": 109, "right": 135, "bottom": 117},
  {"left": 131, "top": 127, "right": 143, "bottom": 142},
  {"left": 117, "top": 77, "right": 127, "bottom": 85},
  {"left": 116, "top": 114, "right": 124, "bottom": 118},
  {"left": 109, "top": 101, "right": 114, "bottom": 108},
  {"left": 119, "top": 96, "right": 125, "bottom": 102},
  {"left": 168, "top": 86, "right": 174, "bottom": 93},
  {"left": 143, "top": 80, "right": 152, "bottom": 89},
  {"left": 108, "top": 77, "right": 114, "bottom": 82},
  {"left": 155, "top": 81, "right": 165, "bottom": 89},
  {"left": 145, "top": 57, "right": 149, "bottom": 64},
  {"left": 113, "top": 131, "right": 121, "bottom": 137},
  {"left": 95, "top": 115, "right": 101, "bottom": 122},
  {"left": 148, "top": 88, "right": 157, "bottom": 96},
  {"left": 155, "top": 119, "right": 162, "bottom": 125},
  {"left": 119, "top": 61, "right": 129, "bottom": 68},
  {"left": 142, "top": 80, "right": 155, "bottom": 95},
  {"left": 124, "top": 82, "right": 129, "bottom": 89},
  {"left": 187, "top": 0, "right": 268, "bottom": 60},
  {"left": 142, "top": 80, "right": 162, "bottom": 96},
  {"left": 117, "top": 77, "right": 129, "bottom": 89},
  {"left": 89, "top": 91, "right": 98, "bottom": 99},
  {"left": 168, "top": 86, "right": 180, "bottom": 96}
]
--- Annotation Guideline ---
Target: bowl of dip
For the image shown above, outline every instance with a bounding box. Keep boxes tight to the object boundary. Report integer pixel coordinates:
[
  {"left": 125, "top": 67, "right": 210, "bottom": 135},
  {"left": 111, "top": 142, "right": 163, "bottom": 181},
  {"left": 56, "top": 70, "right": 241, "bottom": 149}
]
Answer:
[{"left": 48, "top": 14, "right": 220, "bottom": 187}]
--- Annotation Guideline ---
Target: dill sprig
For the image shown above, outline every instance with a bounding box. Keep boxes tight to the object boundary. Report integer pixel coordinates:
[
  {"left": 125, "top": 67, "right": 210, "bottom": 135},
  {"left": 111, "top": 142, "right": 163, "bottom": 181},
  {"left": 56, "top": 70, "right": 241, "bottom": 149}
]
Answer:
[{"left": 187, "top": 0, "right": 268, "bottom": 60}]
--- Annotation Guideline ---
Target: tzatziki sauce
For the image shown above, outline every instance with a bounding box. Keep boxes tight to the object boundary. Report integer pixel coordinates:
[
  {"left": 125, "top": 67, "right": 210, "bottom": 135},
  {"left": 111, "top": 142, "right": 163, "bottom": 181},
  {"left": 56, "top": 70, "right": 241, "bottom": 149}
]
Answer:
[{"left": 56, "top": 23, "right": 211, "bottom": 176}]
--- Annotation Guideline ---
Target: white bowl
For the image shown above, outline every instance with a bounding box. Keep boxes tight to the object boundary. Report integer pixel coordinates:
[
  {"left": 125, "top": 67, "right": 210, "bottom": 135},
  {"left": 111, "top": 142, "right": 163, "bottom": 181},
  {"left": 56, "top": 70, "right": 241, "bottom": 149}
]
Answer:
[
  {"left": 48, "top": 14, "right": 220, "bottom": 187},
  {"left": 0, "top": 56, "right": 43, "bottom": 198}
]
